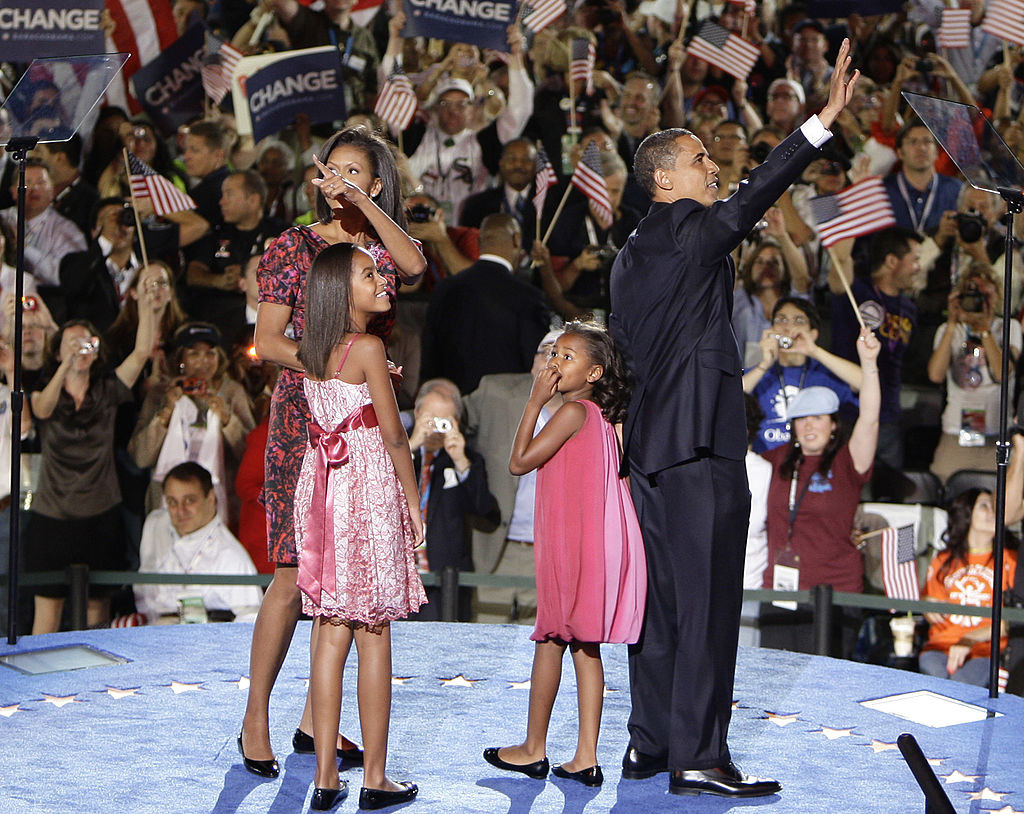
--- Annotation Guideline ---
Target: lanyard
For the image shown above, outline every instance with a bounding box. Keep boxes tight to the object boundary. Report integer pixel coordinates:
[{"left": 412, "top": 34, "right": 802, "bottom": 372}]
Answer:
[
  {"left": 775, "top": 361, "right": 809, "bottom": 412},
  {"left": 787, "top": 463, "right": 815, "bottom": 544},
  {"left": 896, "top": 172, "right": 937, "bottom": 234}
]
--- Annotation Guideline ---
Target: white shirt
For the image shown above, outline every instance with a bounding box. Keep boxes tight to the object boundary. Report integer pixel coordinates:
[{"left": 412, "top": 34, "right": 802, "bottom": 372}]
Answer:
[
  {"left": 744, "top": 450, "right": 771, "bottom": 590},
  {"left": 134, "top": 510, "right": 263, "bottom": 623},
  {"left": 97, "top": 235, "right": 140, "bottom": 304},
  {"left": 0, "top": 206, "right": 86, "bottom": 286}
]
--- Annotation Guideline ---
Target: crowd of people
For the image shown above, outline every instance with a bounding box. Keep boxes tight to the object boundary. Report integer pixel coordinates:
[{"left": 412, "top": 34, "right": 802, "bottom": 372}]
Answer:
[{"left": 2, "top": 0, "right": 1024, "bottom": 777}]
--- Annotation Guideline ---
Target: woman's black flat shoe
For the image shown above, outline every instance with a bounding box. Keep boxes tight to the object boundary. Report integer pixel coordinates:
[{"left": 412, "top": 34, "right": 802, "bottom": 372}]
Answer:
[
  {"left": 237, "top": 734, "right": 280, "bottom": 778},
  {"left": 483, "top": 747, "right": 549, "bottom": 779},
  {"left": 552, "top": 764, "right": 604, "bottom": 786},
  {"left": 293, "top": 728, "right": 365, "bottom": 765},
  {"left": 311, "top": 782, "right": 348, "bottom": 811},
  {"left": 358, "top": 781, "right": 418, "bottom": 810}
]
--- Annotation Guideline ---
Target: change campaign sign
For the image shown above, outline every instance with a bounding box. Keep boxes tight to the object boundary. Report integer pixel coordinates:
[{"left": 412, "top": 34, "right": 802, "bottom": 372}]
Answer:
[
  {"left": 401, "top": 0, "right": 516, "bottom": 52},
  {"left": 132, "top": 21, "right": 207, "bottom": 135},
  {"left": 241, "top": 49, "right": 347, "bottom": 143},
  {"left": 0, "top": 0, "right": 105, "bottom": 61}
]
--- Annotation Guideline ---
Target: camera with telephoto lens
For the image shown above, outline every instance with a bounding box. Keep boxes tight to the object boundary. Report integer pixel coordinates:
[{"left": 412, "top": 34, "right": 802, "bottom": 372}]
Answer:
[
  {"left": 959, "top": 281, "right": 987, "bottom": 313},
  {"left": 955, "top": 211, "right": 987, "bottom": 243},
  {"left": 915, "top": 58, "right": 934, "bottom": 74},
  {"left": 407, "top": 203, "right": 436, "bottom": 223}
]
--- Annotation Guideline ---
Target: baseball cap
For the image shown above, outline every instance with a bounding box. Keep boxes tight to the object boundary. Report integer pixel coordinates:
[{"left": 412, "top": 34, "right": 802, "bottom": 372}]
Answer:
[
  {"left": 174, "top": 322, "right": 222, "bottom": 350},
  {"left": 434, "top": 77, "right": 475, "bottom": 104},
  {"left": 768, "top": 78, "right": 806, "bottom": 106},
  {"left": 786, "top": 386, "right": 840, "bottom": 421}
]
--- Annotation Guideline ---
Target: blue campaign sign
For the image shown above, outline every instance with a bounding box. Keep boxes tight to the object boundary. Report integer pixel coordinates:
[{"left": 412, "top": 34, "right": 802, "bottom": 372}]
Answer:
[
  {"left": 132, "top": 22, "right": 206, "bottom": 136},
  {"left": 401, "top": 0, "right": 516, "bottom": 52},
  {"left": 245, "top": 51, "right": 346, "bottom": 143},
  {"left": 0, "top": 0, "right": 105, "bottom": 61}
]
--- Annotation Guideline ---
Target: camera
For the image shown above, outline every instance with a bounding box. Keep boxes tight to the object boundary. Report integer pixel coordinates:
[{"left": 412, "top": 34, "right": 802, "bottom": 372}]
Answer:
[
  {"left": 583, "top": 0, "right": 618, "bottom": 25},
  {"left": 182, "top": 377, "right": 208, "bottom": 396},
  {"left": 132, "top": 127, "right": 148, "bottom": 140},
  {"left": 959, "top": 281, "right": 987, "bottom": 313},
  {"left": 955, "top": 211, "right": 987, "bottom": 243},
  {"left": 819, "top": 160, "right": 845, "bottom": 176},
  {"left": 117, "top": 204, "right": 135, "bottom": 228},
  {"left": 21, "top": 295, "right": 38, "bottom": 312},
  {"left": 915, "top": 58, "right": 934, "bottom": 74},
  {"left": 432, "top": 416, "right": 453, "bottom": 433},
  {"left": 407, "top": 203, "right": 436, "bottom": 223},
  {"left": 747, "top": 141, "right": 772, "bottom": 165},
  {"left": 76, "top": 336, "right": 99, "bottom": 355},
  {"left": 776, "top": 334, "right": 794, "bottom": 350}
]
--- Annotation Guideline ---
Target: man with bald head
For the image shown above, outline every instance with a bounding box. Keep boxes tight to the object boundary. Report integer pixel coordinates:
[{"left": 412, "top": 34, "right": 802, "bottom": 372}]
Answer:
[
  {"left": 609, "top": 41, "right": 860, "bottom": 798},
  {"left": 422, "top": 213, "right": 551, "bottom": 393}
]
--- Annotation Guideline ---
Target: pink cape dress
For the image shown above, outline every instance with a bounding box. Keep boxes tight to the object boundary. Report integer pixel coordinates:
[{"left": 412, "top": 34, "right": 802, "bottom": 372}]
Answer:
[{"left": 532, "top": 399, "right": 646, "bottom": 644}]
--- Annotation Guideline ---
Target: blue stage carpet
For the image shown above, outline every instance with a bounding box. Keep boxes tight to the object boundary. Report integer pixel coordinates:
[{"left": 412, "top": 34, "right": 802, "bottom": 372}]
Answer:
[{"left": 1, "top": 622, "right": 1022, "bottom": 813}]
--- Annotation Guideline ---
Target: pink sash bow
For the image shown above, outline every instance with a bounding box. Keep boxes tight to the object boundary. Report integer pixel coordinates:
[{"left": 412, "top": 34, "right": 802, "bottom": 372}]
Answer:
[{"left": 297, "top": 402, "right": 378, "bottom": 604}]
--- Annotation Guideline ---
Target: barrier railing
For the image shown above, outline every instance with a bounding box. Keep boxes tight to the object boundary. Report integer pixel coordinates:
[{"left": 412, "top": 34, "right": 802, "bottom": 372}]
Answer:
[{"left": 5, "top": 568, "right": 1024, "bottom": 645}]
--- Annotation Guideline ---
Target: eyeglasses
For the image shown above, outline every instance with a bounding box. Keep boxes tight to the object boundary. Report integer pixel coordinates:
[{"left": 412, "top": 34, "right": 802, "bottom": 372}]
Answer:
[
  {"left": 772, "top": 315, "right": 809, "bottom": 326},
  {"left": 754, "top": 257, "right": 783, "bottom": 267},
  {"left": 714, "top": 133, "right": 746, "bottom": 143},
  {"left": 769, "top": 92, "right": 798, "bottom": 100},
  {"left": 438, "top": 99, "right": 470, "bottom": 110}
]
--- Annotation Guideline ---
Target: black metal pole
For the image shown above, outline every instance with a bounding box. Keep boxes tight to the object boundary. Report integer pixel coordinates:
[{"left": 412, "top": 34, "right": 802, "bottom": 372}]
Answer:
[
  {"left": 896, "top": 734, "right": 956, "bottom": 814},
  {"left": 5, "top": 137, "right": 37, "bottom": 645},
  {"left": 990, "top": 188, "right": 1022, "bottom": 696},
  {"left": 440, "top": 567, "right": 459, "bottom": 622},
  {"left": 67, "top": 564, "right": 88, "bottom": 631},
  {"left": 812, "top": 584, "right": 833, "bottom": 657}
]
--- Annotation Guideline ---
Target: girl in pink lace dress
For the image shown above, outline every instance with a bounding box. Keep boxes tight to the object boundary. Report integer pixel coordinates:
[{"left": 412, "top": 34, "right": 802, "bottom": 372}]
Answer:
[
  {"left": 294, "top": 242, "right": 425, "bottom": 811},
  {"left": 484, "top": 321, "right": 646, "bottom": 788}
]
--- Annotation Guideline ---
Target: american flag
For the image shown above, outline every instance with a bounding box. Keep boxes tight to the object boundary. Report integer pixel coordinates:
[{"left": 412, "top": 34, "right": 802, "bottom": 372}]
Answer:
[
  {"left": 201, "top": 31, "right": 243, "bottom": 106},
  {"left": 570, "top": 38, "right": 596, "bottom": 95},
  {"left": 374, "top": 66, "right": 418, "bottom": 131},
  {"left": 937, "top": 8, "right": 972, "bottom": 49},
  {"left": 104, "top": 0, "right": 179, "bottom": 112},
  {"left": 571, "top": 141, "right": 613, "bottom": 229},
  {"left": 982, "top": 0, "right": 1024, "bottom": 47},
  {"left": 687, "top": 20, "right": 760, "bottom": 80},
  {"left": 127, "top": 152, "right": 197, "bottom": 216},
  {"left": 808, "top": 176, "right": 897, "bottom": 248},
  {"left": 533, "top": 146, "right": 559, "bottom": 214},
  {"left": 881, "top": 524, "right": 920, "bottom": 601},
  {"left": 523, "top": 0, "right": 565, "bottom": 33}
]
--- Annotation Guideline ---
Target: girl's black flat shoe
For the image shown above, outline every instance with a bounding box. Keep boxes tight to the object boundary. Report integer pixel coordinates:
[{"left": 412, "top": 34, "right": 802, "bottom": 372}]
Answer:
[
  {"left": 358, "top": 781, "right": 418, "bottom": 810},
  {"left": 483, "top": 747, "right": 549, "bottom": 779},
  {"left": 311, "top": 782, "right": 348, "bottom": 811},
  {"left": 237, "top": 734, "right": 280, "bottom": 779},
  {"left": 293, "top": 728, "right": 365, "bottom": 764},
  {"left": 552, "top": 764, "right": 604, "bottom": 786}
]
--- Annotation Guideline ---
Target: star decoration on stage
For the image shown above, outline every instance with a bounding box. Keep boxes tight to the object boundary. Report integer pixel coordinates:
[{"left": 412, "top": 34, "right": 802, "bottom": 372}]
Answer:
[
  {"left": 603, "top": 685, "right": 619, "bottom": 697},
  {"left": 966, "top": 788, "right": 1007, "bottom": 802},
  {"left": 391, "top": 676, "right": 414, "bottom": 686},
  {"left": 990, "top": 806, "right": 1024, "bottom": 814},
  {"left": 169, "top": 681, "right": 204, "bottom": 694},
  {"left": 764, "top": 713, "right": 800, "bottom": 727},
  {"left": 232, "top": 677, "right": 250, "bottom": 691},
  {"left": 105, "top": 687, "right": 139, "bottom": 700},
  {"left": 0, "top": 704, "right": 22, "bottom": 717},
  {"left": 40, "top": 693, "right": 79, "bottom": 708},
  {"left": 507, "top": 679, "right": 531, "bottom": 690},
  {"left": 926, "top": 757, "right": 945, "bottom": 767},
  {"left": 439, "top": 674, "right": 483, "bottom": 688},
  {"left": 942, "top": 770, "right": 981, "bottom": 784},
  {"left": 867, "top": 740, "right": 898, "bottom": 753},
  {"left": 818, "top": 726, "right": 855, "bottom": 740}
]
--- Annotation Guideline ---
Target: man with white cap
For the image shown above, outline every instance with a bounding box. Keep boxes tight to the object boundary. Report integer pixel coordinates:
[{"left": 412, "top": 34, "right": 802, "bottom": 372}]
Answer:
[
  {"left": 765, "top": 78, "right": 806, "bottom": 136},
  {"left": 402, "top": 27, "right": 534, "bottom": 221}
]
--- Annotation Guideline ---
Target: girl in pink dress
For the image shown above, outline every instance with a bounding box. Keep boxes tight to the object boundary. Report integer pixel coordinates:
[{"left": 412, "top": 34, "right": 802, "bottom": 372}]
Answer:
[
  {"left": 484, "top": 320, "right": 646, "bottom": 788},
  {"left": 294, "top": 243, "right": 425, "bottom": 812}
]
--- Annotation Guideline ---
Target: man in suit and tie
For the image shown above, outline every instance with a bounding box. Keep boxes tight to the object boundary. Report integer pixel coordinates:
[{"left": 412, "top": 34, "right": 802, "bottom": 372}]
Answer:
[
  {"left": 459, "top": 139, "right": 538, "bottom": 247},
  {"left": 421, "top": 213, "right": 551, "bottom": 394},
  {"left": 406, "top": 379, "right": 499, "bottom": 621},
  {"left": 609, "top": 41, "right": 860, "bottom": 798}
]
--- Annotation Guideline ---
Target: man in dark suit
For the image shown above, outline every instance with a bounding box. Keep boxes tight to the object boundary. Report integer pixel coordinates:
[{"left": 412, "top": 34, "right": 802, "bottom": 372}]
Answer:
[
  {"left": 608, "top": 41, "right": 859, "bottom": 798},
  {"left": 421, "top": 213, "right": 551, "bottom": 394},
  {"left": 406, "top": 379, "right": 499, "bottom": 621},
  {"left": 460, "top": 139, "right": 538, "bottom": 247}
]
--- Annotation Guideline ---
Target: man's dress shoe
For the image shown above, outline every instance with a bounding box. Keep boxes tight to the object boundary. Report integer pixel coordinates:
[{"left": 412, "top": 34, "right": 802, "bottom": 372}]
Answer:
[
  {"left": 669, "top": 762, "right": 782, "bottom": 797},
  {"left": 310, "top": 782, "right": 348, "bottom": 811},
  {"left": 621, "top": 744, "right": 668, "bottom": 779},
  {"left": 358, "top": 781, "right": 418, "bottom": 810},
  {"left": 293, "top": 728, "right": 365, "bottom": 764},
  {"left": 482, "top": 747, "right": 550, "bottom": 779}
]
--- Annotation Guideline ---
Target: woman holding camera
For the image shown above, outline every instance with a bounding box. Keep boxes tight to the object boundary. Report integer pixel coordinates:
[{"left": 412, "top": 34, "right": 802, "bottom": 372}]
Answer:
[
  {"left": 25, "top": 288, "right": 158, "bottom": 634},
  {"left": 128, "top": 321, "right": 255, "bottom": 520},
  {"left": 927, "top": 263, "right": 1021, "bottom": 481}
]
